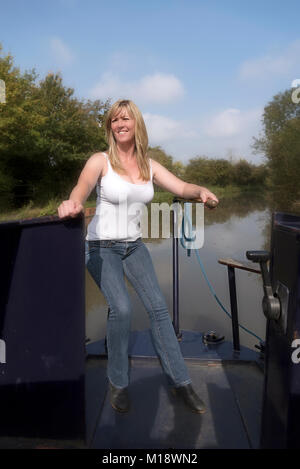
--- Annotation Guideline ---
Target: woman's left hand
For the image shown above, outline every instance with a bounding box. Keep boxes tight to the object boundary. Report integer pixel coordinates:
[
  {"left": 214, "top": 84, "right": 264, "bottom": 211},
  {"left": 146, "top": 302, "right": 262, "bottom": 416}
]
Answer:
[{"left": 195, "top": 187, "right": 219, "bottom": 208}]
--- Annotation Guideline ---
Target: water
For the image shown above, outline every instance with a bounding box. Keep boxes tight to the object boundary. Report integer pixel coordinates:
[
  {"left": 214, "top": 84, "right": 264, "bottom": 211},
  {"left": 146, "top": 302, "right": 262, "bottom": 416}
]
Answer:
[{"left": 85, "top": 196, "right": 271, "bottom": 351}]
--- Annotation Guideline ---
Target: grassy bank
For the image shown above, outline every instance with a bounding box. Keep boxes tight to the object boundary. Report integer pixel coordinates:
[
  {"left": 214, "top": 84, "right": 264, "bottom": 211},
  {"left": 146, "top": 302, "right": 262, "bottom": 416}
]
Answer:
[
  {"left": 0, "top": 198, "right": 97, "bottom": 222},
  {"left": 0, "top": 185, "right": 263, "bottom": 222}
]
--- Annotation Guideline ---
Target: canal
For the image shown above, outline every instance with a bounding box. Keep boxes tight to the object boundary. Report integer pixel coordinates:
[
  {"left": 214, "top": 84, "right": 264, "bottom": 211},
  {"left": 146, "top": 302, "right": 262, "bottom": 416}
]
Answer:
[{"left": 85, "top": 194, "right": 270, "bottom": 350}]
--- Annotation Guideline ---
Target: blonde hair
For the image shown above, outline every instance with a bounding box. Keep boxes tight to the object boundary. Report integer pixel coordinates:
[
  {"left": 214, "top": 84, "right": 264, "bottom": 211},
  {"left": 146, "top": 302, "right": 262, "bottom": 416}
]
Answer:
[{"left": 105, "top": 99, "right": 150, "bottom": 181}]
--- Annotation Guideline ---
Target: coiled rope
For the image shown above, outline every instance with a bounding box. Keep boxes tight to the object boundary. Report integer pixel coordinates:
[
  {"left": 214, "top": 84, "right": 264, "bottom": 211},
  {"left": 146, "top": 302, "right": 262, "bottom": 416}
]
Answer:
[{"left": 180, "top": 202, "right": 263, "bottom": 343}]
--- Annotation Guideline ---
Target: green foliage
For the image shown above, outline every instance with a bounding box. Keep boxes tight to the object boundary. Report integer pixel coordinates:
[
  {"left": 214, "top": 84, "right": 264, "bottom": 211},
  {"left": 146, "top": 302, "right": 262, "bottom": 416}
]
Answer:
[
  {"left": 232, "top": 159, "right": 268, "bottom": 186},
  {"left": 147, "top": 146, "right": 177, "bottom": 191},
  {"left": 147, "top": 146, "right": 173, "bottom": 170},
  {"left": 184, "top": 157, "right": 231, "bottom": 186},
  {"left": 172, "top": 161, "right": 185, "bottom": 179},
  {"left": 148, "top": 146, "right": 201, "bottom": 192},
  {"left": 0, "top": 44, "right": 270, "bottom": 213},
  {"left": 253, "top": 88, "right": 300, "bottom": 206},
  {"left": 184, "top": 156, "right": 267, "bottom": 188}
]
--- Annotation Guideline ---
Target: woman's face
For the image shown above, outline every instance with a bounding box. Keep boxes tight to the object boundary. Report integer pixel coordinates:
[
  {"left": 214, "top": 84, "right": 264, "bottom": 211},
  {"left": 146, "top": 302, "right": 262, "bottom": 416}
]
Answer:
[{"left": 111, "top": 109, "right": 135, "bottom": 146}]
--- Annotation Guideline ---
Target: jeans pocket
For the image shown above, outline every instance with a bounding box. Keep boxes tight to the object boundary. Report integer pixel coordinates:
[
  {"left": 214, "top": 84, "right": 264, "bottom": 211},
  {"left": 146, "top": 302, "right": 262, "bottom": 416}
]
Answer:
[{"left": 85, "top": 241, "right": 99, "bottom": 262}]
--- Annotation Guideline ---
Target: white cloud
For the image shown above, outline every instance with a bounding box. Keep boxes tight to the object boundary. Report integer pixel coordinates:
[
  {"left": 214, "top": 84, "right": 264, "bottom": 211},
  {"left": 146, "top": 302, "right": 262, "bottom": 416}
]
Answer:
[
  {"left": 143, "top": 113, "right": 195, "bottom": 144},
  {"left": 177, "top": 106, "right": 264, "bottom": 164},
  {"left": 204, "top": 109, "right": 241, "bottom": 137},
  {"left": 49, "top": 37, "right": 75, "bottom": 66},
  {"left": 139, "top": 74, "right": 184, "bottom": 102},
  {"left": 90, "top": 72, "right": 185, "bottom": 104},
  {"left": 203, "top": 108, "right": 262, "bottom": 138},
  {"left": 239, "top": 39, "right": 300, "bottom": 80},
  {"left": 141, "top": 107, "right": 263, "bottom": 164}
]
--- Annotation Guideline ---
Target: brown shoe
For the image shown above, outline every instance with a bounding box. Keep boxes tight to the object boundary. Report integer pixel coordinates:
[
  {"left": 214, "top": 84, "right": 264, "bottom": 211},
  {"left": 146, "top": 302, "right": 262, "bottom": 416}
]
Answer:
[
  {"left": 171, "top": 383, "right": 206, "bottom": 414},
  {"left": 109, "top": 382, "right": 130, "bottom": 413}
]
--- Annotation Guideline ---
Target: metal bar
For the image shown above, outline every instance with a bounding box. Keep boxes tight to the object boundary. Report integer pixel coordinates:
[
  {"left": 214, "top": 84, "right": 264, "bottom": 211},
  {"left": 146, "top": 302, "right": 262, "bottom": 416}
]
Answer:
[
  {"left": 172, "top": 203, "right": 180, "bottom": 337},
  {"left": 227, "top": 266, "right": 240, "bottom": 352},
  {"left": 173, "top": 196, "right": 218, "bottom": 209}
]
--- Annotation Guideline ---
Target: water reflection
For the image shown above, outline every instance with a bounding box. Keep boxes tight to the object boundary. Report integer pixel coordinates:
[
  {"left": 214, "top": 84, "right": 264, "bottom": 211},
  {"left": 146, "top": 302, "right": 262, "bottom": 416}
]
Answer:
[{"left": 85, "top": 194, "right": 272, "bottom": 351}]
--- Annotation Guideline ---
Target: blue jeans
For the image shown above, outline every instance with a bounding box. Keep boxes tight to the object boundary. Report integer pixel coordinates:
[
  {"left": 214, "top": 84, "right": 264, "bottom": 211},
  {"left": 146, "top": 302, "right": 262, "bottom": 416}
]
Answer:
[{"left": 85, "top": 238, "right": 191, "bottom": 389}]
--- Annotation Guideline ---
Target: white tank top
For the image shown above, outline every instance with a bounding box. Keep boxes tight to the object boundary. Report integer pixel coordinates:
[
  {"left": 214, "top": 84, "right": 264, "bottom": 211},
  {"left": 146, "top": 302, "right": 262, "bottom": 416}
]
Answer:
[{"left": 86, "top": 153, "right": 154, "bottom": 241}]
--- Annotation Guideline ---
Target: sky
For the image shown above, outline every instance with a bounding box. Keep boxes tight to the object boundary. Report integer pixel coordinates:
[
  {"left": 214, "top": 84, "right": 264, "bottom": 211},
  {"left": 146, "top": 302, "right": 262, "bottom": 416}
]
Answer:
[{"left": 1, "top": 0, "right": 300, "bottom": 164}]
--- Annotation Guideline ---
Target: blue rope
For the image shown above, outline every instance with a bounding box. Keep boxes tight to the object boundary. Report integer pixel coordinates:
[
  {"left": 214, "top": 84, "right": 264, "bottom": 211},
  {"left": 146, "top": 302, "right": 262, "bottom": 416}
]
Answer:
[{"left": 180, "top": 203, "right": 263, "bottom": 343}]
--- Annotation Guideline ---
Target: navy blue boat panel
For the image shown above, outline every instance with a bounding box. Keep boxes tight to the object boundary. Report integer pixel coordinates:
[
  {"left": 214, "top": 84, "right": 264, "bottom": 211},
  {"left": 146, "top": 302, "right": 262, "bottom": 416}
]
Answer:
[
  {"left": 261, "top": 211, "right": 300, "bottom": 448},
  {"left": 0, "top": 215, "right": 86, "bottom": 439}
]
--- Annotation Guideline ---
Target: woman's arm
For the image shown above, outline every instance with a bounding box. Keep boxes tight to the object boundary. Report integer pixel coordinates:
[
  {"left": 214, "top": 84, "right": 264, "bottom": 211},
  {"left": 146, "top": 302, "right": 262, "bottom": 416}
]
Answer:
[
  {"left": 58, "top": 152, "right": 106, "bottom": 218},
  {"left": 151, "top": 159, "right": 218, "bottom": 204}
]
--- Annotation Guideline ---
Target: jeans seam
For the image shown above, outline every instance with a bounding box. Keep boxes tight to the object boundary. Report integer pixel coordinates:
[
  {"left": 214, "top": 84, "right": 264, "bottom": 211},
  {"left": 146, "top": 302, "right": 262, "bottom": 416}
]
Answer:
[
  {"left": 99, "top": 275, "right": 131, "bottom": 388},
  {"left": 108, "top": 378, "right": 128, "bottom": 390},
  {"left": 85, "top": 240, "right": 189, "bottom": 387},
  {"left": 173, "top": 379, "right": 192, "bottom": 388},
  {"left": 85, "top": 244, "right": 130, "bottom": 388},
  {"left": 124, "top": 266, "right": 177, "bottom": 384}
]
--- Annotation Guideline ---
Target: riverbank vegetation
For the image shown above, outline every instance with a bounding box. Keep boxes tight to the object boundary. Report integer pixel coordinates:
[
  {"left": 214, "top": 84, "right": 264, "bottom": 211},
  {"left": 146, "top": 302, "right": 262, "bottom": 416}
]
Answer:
[
  {"left": 253, "top": 88, "right": 300, "bottom": 208},
  {"left": 1, "top": 45, "right": 299, "bottom": 221}
]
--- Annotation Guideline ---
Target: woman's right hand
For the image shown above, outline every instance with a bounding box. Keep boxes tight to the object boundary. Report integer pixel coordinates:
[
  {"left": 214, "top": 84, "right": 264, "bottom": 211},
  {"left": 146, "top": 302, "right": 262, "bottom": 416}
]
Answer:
[{"left": 57, "top": 200, "right": 84, "bottom": 219}]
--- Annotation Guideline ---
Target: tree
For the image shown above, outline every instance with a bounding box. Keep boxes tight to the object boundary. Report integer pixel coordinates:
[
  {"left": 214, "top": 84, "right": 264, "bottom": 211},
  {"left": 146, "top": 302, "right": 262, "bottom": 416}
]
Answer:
[
  {"left": 147, "top": 146, "right": 175, "bottom": 191},
  {"left": 0, "top": 44, "right": 109, "bottom": 207},
  {"left": 209, "top": 159, "right": 232, "bottom": 186},
  {"left": 253, "top": 89, "right": 300, "bottom": 205},
  {"left": 184, "top": 155, "right": 266, "bottom": 188},
  {"left": 184, "top": 157, "right": 211, "bottom": 185},
  {"left": 0, "top": 44, "right": 39, "bottom": 207},
  {"left": 172, "top": 161, "right": 185, "bottom": 179},
  {"left": 147, "top": 146, "right": 173, "bottom": 170},
  {"left": 185, "top": 156, "right": 232, "bottom": 186},
  {"left": 28, "top": 73, "right": 108, "bottom": 202},
  {"left": 232, "top": 159, "right": 253, "bottom": 186}
]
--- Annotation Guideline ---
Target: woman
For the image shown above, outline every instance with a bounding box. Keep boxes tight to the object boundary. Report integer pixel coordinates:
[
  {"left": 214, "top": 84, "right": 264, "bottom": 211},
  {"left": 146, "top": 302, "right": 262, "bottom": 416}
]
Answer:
[{"left": 58, "top": 99, "right": 218, "bottom": 414}]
